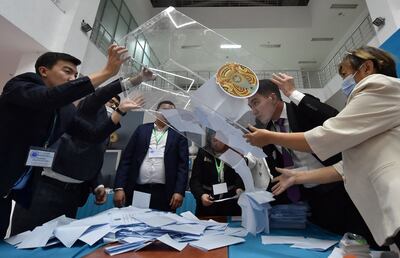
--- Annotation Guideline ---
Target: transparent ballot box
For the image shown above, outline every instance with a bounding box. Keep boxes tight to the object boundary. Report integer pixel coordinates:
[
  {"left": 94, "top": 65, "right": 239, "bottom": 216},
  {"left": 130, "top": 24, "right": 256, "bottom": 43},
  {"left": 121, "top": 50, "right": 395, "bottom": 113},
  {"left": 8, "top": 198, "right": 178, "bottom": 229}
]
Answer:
[{"left": 87, "top": 7, "right": 281, "bottom": 191}]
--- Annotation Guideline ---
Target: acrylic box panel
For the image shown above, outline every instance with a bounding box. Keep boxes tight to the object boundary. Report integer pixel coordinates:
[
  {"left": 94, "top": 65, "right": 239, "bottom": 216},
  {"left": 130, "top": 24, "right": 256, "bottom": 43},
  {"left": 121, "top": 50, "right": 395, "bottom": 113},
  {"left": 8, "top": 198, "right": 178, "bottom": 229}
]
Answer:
[{"left": 82, "top": 7, "right": 274, "bottom": 172}]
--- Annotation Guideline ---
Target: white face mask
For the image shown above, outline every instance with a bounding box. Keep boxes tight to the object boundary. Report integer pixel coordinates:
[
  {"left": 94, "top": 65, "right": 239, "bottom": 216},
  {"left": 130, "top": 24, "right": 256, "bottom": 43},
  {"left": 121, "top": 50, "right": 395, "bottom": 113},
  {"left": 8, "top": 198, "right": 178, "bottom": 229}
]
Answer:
[{"left": 106, "top": 106, "right": 114, "bottom": 116}]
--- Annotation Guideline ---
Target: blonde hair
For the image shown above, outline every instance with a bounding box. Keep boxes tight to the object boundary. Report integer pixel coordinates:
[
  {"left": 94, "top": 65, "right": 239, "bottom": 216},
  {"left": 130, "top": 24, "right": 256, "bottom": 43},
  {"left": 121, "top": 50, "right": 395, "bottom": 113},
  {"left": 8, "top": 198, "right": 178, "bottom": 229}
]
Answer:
[{"left": 339, "top": 46, "right": 397, "bottom": 78}]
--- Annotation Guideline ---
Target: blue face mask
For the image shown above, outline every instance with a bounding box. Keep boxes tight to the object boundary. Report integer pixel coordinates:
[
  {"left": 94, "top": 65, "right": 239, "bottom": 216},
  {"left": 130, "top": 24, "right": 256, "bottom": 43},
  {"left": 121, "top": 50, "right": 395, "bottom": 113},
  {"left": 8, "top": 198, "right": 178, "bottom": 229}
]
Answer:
[
  {"left": 341, "top": 64, "right": 363, "bottom": 97},
  {"left": 341, "top": 74, "right": 357, "bottom": 96}
]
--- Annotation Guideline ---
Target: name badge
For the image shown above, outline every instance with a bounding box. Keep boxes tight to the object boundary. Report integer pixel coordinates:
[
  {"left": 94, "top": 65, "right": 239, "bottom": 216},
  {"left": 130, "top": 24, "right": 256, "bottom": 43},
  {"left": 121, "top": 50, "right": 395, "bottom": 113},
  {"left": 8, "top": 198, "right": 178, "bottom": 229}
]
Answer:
[
  {"left": 26, "top": 147, "right": 56, "bottom": 168},
  {"left": 148, "top": 147, "right": 164, "bottom": 158},
  {"left": 212, "top": 182, "right": 228, "bottom": 195}
]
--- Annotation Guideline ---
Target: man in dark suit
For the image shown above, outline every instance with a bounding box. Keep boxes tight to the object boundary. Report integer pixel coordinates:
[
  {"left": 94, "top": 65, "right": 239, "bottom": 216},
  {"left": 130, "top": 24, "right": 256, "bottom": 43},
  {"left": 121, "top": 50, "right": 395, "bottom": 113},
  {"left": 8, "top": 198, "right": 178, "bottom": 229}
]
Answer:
[
  {"left": 247, "top": 76, "right": 376, "bottom": 246},
  {"left": 190, "top": 135, "right": 244, "bottom": 216},
  {"left": 0, "top": 44, "right": 129, "bottom": 238},
  {"left": 10, "top": 69, "right": 154, "bottom": 235},
  {"left": 113, "top": 100, "right": 189, "bottom": 212}
]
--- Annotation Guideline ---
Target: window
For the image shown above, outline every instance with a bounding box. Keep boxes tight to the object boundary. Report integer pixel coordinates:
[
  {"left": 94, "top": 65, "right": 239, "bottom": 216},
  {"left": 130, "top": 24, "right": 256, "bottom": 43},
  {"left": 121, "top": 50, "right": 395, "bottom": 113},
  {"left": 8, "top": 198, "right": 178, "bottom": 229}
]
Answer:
[{"left": 91, "top": 0, "right": 160, "bottom": 72}]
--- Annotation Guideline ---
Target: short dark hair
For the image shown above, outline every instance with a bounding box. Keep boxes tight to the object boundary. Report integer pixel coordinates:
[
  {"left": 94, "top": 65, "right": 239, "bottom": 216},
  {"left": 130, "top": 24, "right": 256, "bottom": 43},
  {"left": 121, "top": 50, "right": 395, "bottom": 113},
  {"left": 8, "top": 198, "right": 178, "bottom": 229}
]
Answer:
[
  {"left": 35, "top": 52, "right": 81, "bottom": 75},
  {"left": 156, "top": 100, "right": 175, "bottom": 110},
  {"left": 256, "top": 79, "right": 282, "bottom": 101},
  {"left": 113, "top": 95, "right": 121, "bottom": 103}
]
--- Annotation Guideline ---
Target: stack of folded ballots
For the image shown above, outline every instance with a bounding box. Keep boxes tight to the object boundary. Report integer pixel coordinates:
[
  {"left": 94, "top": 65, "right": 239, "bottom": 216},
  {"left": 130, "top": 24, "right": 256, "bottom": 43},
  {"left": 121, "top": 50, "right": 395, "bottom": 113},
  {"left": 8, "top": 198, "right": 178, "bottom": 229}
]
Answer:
[{"left": 269, "top": 203, "right": 309, "bottom": 229}]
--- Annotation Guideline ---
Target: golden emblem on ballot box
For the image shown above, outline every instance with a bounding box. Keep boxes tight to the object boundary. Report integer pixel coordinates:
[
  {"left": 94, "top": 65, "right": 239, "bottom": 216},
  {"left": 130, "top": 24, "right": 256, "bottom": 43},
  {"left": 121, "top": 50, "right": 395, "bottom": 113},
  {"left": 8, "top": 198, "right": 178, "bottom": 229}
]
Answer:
[{"left": 216, "top": 63, "right": 259, "bottom": 98}]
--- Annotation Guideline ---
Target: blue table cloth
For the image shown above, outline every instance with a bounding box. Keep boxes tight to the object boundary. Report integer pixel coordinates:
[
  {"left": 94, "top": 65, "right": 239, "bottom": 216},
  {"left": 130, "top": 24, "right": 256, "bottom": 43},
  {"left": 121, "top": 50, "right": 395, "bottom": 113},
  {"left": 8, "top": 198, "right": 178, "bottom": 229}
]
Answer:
[
  {"left": 0, "top": 241, "right": 104, "bottom": 258},
  {"left": 229, "top": 222, "right": 340, "bottom": 258},
  {"left": 76, "top": 191, "right": 197, "bottom": 219},
  {"left": 1, "top": 192, "right": 340, "bottom": 257},
  {"left": 0, "top": 223, "right": 340, "bottom": 258}
]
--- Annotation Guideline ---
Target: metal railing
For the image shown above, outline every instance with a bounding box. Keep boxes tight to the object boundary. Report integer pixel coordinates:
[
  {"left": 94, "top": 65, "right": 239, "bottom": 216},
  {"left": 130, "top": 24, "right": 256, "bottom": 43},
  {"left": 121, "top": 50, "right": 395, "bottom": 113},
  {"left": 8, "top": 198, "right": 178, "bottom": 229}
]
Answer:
[
  {"left": 90, "top": 14, "right": 376, "bottom": 89},
  {"left": 317, "top": 15, "right": 376, "bottom": 87}
]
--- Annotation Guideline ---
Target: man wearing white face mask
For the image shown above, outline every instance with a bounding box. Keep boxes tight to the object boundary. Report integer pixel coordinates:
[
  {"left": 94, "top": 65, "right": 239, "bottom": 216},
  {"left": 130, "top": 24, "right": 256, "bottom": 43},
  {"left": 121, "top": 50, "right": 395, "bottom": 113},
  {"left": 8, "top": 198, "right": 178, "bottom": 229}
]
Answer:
[{"left": 247, "top": 79, "right": 366, "bottom": 236}]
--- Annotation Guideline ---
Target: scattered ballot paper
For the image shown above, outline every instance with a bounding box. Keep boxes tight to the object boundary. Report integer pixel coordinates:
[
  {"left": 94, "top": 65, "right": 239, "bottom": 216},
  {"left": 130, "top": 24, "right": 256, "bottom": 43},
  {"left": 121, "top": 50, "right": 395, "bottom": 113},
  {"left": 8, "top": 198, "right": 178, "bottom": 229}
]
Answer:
[
  {"left": 262, "top": 235, "right": 338, "bottom": 251},
  {"left": 190, "top": 234, "right": 245, "bottom": 251}
]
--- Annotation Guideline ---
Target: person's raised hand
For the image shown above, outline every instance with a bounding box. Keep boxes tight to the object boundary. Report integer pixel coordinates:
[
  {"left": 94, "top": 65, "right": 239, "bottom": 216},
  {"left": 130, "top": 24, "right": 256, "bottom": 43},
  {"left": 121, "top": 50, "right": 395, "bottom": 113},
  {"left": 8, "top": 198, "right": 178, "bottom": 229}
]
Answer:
[{"left": 271, "top": 73, "right": 296, "bottom": 97}]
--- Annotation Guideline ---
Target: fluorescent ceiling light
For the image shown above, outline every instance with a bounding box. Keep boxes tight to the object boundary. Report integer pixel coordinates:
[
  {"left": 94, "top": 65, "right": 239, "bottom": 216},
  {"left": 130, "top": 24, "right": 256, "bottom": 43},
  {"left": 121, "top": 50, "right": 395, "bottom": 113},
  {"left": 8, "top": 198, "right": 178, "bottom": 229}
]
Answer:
[
  {"left": 298, "top": 60, "right": 317, "bottom": 64},
  {"left": 181, "top": 44, "right": 202, "bottom": 49},
  {"left": 220, "top": 44, "right": 242, "bottom": 49},
  {"left": 330, "top": 4, "right": 358, "bottom": 9},
  {"left": 311, "top": 37, "right": 334, "bottom": 41},
  {"left": 260, "top": 43, "right": 281, "bottom": 48}
]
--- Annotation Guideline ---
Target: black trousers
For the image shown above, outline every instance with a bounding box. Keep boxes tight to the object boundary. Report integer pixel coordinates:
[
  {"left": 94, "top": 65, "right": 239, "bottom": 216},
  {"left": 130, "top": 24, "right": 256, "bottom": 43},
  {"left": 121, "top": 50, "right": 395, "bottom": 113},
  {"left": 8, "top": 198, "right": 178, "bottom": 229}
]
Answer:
[
  {"left": 303, "top": 182, "right": 387, "bottom": 250},
  {"left": 195, "top": 198, "right": 241, "bottom": 217},
  {"left": 134, "top": 184, "right": 172, "bottom": 212},
  {"left": 11, "top": 176, "right": 88, "bottom": 236},
  {"left": 394, "top": 232, "right": 400, "bottom": 250},
  {"left": 0, "top": 195, "right": 12, "bottom": 238}
]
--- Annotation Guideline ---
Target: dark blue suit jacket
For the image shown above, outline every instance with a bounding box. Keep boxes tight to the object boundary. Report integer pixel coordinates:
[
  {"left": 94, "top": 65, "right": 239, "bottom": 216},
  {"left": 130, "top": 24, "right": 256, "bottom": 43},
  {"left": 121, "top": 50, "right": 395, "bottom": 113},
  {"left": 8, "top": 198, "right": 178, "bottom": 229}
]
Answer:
[
  {"left": 0, "top": 73, "right": 120, "bottom": 197},
  {"left": 114, "top": 123, "right": 189, "bottom": 205}
]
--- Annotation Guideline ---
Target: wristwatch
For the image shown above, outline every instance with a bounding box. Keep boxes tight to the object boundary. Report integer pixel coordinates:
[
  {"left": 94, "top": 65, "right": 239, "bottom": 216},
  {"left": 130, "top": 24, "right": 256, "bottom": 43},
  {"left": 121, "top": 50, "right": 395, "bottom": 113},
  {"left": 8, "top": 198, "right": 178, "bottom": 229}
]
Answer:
[{"left": 115, "top": 107, "right": 126, "bottom": 116}]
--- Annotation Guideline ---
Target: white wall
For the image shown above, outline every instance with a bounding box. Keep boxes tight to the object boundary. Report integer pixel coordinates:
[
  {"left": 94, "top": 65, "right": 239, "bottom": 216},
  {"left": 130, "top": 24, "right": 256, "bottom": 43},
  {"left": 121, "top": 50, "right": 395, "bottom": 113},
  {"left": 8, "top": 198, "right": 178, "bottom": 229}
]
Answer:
[
  {"left": 0, "top": 0, "right": 102, "bottom": 78},
  {"left": 365, "top": 0, "right": 400, "bottom": 44},
  {"left": 62, "top": 0, "right": 101, "bottom": 61},
  {"left": 0, "top": 0, "right": 67, "bottom": 50}
]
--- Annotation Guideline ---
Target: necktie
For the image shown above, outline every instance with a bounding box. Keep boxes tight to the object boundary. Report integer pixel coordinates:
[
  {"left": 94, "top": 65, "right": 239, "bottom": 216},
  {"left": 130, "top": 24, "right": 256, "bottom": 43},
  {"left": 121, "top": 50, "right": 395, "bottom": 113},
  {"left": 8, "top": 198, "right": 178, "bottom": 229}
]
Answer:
[{"left": 274, "top": 118, "right": 301, "bottom": 203}]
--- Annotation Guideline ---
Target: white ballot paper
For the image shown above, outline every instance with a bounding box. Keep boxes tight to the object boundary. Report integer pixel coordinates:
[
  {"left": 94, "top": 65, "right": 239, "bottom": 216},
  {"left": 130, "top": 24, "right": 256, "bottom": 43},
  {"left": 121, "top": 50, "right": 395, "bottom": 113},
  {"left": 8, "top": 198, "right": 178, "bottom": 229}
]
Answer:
[
  {"left": 219, "top": 149, "right": 255, "bottom": 192},
  {"left": 17, "top": 215, "right": 73, "bottom": 249},
  {"left": 132, "top": 190, "right": 151, "bottom": 209},
  {"left": 262, "top": 235, "right": 338, "bottom": 251},
  {"left": 190, "top": 234, "right": 245, "bottom": 251},
  {"left": 157, "top": 234, "right": 187, "bottom": 251}
]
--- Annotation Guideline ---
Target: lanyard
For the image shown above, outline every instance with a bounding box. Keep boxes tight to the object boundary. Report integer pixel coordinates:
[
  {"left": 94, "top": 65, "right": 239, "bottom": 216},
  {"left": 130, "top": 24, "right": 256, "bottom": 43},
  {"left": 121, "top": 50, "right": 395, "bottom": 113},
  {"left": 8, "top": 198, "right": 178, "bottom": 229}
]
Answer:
[
  {"left": 44, "top": 112, "right": 58, "bottom": 149},
  {"left": 214, "top": 158, "right": 224, "bottom": 182},
  {"left": 153, "top": 128, "right": 167, "bottom": 146}
]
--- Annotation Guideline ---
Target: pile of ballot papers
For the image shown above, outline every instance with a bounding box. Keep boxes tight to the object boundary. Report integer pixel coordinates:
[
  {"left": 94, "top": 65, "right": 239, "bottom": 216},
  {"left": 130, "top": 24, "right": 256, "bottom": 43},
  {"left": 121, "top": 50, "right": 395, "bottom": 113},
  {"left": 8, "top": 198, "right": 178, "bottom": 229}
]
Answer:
[
  {"left": 238, "top": 191, "right": 275, "bottom": 235},
  {"left": 5, "top": 207, "right": 248, "bottom": 255},
  {"left": 269, "top": 203, "right": 309, "bottom": 229},
  {"left": 338, "top": 232, "right": 371, "bottom": 258}
]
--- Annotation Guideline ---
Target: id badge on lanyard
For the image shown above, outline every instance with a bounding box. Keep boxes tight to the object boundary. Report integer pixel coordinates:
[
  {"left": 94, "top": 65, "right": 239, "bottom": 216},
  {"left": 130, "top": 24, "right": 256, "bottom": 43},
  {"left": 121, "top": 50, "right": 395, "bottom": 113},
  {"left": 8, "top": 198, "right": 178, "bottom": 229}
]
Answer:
[
  {"left": 212, "top": 158, "right": 228, "bottom": 195},
  {"left": 25, "top": 113, "right": 58, "bottom": 168},
  {"left": 149, "top": 128, "right": 166, "bottom": 158},
  {"left": 26, "top": 147, "right": 56, "bottom": 168}
]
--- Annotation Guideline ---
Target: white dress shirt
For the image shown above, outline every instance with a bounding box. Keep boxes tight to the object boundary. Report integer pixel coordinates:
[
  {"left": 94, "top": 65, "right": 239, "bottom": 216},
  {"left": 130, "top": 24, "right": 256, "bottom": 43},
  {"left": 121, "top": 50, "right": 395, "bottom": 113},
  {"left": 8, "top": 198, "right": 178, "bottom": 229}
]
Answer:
[
  {"left": 273, "top": 95, "right": 324, "bottom": 188},
  {"left": 137, "top": 124, "right": 168, "bottom": 184}
]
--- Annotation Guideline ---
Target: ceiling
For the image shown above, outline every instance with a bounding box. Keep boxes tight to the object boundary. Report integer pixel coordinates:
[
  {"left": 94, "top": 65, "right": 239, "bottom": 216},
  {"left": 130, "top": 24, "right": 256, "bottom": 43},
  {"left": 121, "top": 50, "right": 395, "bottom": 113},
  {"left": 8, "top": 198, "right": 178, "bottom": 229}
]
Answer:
[
  {"left": 0, "top": 15, "right": 46, "bottom": 91},
  {"left": 138, "top": 0, "right": 369, "bottom": 71},
  {"left": 150, "top": 0, "right": 310, "bottom": 7}
]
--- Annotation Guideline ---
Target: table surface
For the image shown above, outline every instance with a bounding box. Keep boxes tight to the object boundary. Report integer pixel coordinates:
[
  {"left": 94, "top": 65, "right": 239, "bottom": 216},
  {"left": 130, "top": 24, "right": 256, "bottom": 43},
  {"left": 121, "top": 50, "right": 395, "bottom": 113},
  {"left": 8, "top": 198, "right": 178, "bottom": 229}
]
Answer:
[
  {"left": 84, "top": 242, "right": 228, "bottom": 258},
  {"left": 0, "top": 223, "right": 340, "bottom": 258}
]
